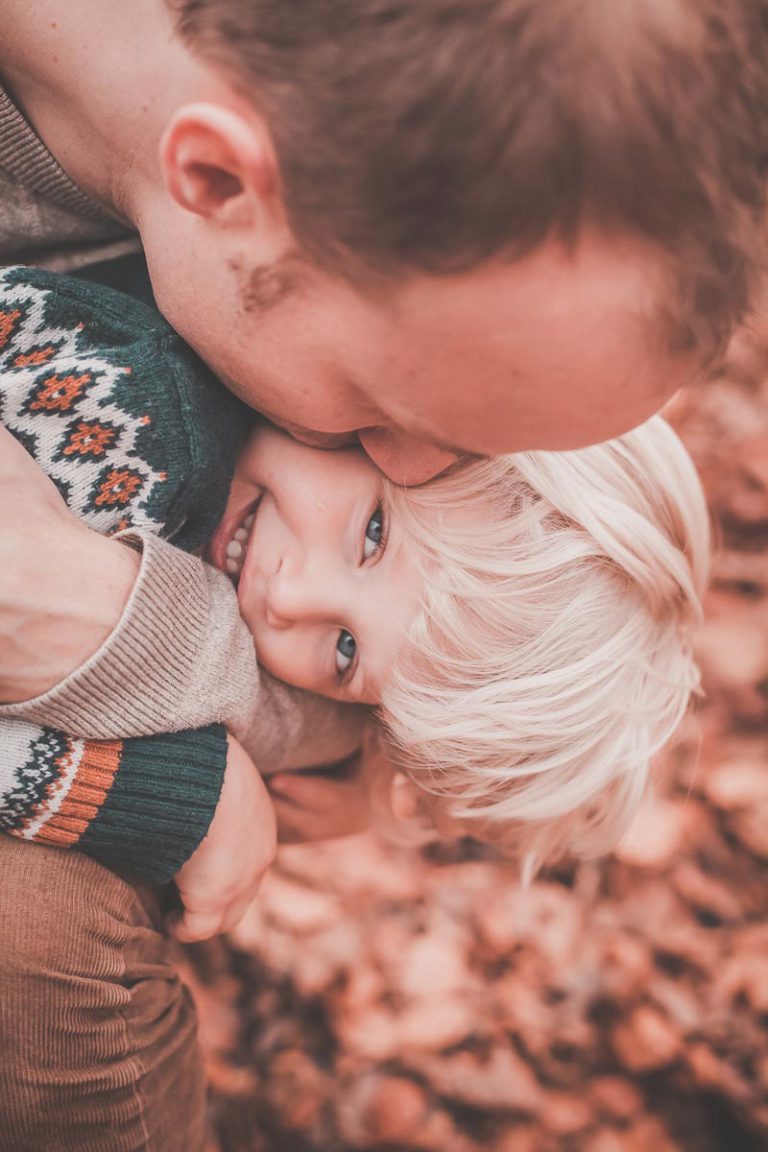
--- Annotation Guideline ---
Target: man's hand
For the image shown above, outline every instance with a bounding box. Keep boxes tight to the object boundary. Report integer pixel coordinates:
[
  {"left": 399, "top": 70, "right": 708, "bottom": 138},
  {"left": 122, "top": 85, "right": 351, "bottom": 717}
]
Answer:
[
  {"left": 265, "top": 750, "right": 374, "bottom": 843},
  {"left": 172, "top": 735, "right": 277, "bottom": 941},
  {"left": 0, "top": 426, "right": 140, "bottom": 701}
]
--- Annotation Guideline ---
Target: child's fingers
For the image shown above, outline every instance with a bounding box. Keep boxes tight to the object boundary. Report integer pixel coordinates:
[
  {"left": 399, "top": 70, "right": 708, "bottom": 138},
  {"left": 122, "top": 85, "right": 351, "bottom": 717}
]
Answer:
[
  {"left": 218, "top": 893, "right": 257, "bottom": 935},
  {"left": 170, "top": 907, "right": 224, "bottom": 943},
  {"left": 172, "top": 858, "right": 270, "bottom": 941},
  {"left": 171, "top": 890, "right": 259, "bottom": 942}
]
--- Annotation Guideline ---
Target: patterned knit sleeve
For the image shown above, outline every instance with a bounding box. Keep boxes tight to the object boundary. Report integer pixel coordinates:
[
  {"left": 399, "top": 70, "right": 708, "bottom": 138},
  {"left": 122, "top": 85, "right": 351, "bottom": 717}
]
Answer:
[
  {"left": 0, "top": 264, "right": 258, "bottom": 739},
  {"left": 0, "top": 266, "right": 253, "bottom": 875},
  {"left": 0, "top": 719, "right": 228, "bottom": 883}
]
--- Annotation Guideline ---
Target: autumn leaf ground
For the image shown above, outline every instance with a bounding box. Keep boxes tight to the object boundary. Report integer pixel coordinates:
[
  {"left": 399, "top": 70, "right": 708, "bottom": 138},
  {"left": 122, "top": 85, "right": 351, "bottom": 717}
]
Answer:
[{"left": 179, "top": 368, "right": 768, "bottom": 1152}]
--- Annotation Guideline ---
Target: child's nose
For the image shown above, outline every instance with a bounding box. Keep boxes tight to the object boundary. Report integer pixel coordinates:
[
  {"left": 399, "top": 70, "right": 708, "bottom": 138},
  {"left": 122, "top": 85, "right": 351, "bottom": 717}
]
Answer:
[
  {"left": 266, "top": 561, "right": 303, "bottom": 627},
  {"left": 266, "top": 556, "right": 335, "bottom": 627}
]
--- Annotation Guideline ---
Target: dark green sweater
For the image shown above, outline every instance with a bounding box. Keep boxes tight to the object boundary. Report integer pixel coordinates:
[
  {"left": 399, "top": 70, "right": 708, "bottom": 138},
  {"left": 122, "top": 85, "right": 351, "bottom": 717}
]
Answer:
[{"left": 0, "top": 265, "right": 252, "bottom": 882}]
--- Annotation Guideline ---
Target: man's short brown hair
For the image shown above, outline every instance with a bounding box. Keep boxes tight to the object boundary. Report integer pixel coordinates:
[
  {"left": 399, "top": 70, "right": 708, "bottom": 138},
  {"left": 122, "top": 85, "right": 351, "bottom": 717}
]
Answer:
[{"left": 170, "top": 0, "right": 768, "bottom": 355}]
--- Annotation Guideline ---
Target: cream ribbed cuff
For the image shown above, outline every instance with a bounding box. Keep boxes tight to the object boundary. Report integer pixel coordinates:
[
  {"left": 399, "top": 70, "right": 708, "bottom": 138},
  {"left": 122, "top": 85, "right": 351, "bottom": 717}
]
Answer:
[{"left": 0, "top": 530, "right": 259, "bottom": 740}]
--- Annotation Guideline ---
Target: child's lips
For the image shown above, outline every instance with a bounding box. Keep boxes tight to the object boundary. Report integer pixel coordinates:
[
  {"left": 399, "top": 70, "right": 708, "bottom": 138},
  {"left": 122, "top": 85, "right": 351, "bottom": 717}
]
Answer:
[{"left": 209, "top": 496, "right": 261, "bottom": 580}]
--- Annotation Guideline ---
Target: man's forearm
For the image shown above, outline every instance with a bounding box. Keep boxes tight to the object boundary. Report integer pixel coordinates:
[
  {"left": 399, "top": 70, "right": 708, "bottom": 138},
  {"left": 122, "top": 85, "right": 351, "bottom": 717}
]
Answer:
[
  {"left": 0, "top": 520, "right": 139, "bottom": 703},
  {"left": 0, "top": 423, "right": 140, "bottom": 703}
]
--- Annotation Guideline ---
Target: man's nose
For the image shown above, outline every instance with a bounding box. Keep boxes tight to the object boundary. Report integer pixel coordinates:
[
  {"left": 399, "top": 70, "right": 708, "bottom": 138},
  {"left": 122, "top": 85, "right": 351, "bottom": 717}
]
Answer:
[{"left": 357, "top": 427, "right": 460, "bottom": 485}]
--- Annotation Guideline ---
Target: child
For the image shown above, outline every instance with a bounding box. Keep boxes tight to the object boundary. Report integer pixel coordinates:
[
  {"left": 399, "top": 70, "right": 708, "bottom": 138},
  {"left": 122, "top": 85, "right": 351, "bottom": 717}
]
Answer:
[
  {"left": 209, "top": 414, "right": 708, "bottom": 866},
  {"left": 0, "top": 264, "right": 708, "bottom": 889}
]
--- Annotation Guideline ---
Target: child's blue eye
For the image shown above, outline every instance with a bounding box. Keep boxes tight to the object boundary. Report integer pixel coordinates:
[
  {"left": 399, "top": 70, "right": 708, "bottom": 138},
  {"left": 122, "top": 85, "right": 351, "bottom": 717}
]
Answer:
[
  {"left": 335, "top": 629, "right": 357, "bottom": 676},
  {"left": 363, "top": 504, "right": 385, "bottom": 560}
]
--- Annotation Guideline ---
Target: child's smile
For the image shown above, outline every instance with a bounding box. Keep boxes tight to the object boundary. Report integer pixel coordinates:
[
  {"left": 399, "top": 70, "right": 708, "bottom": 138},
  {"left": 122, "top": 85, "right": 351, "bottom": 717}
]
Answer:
[{"left": 220, "top": 503, "right": 258, "bottom": 581}]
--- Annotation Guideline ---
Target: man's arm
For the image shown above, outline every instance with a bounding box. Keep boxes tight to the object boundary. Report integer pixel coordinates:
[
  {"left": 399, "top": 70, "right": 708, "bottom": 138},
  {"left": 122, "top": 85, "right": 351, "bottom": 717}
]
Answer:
[
  {"left": 0, "top": 425, "right": 261, "bottom": 741},
  {"left": 0, "top": 426, "right": 139, "bottom": 702},
  {"left": 0, "top": 263, "right": 264, "bottom": 736}
]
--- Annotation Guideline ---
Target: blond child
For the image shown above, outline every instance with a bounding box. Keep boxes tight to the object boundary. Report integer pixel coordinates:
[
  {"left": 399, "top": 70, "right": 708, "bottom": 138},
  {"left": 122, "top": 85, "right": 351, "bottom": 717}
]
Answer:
[{"left": 212, "top": 413, "right": 708, "bottom": 866}]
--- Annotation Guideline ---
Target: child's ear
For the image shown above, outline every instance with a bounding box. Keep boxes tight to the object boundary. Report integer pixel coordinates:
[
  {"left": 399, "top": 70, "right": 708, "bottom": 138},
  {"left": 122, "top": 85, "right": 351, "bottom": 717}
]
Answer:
[
  {"left": 160, "top": 103, "right": 285, "bottom": 237},
  {"left": 390, "top": 774, "right": 423, "bottom": 820}
]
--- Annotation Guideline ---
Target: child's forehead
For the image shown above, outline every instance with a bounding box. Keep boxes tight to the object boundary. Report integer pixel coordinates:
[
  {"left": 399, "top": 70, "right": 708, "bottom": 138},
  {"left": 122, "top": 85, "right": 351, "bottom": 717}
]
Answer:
[{"left": 385, "top": 472, "right": 493, "bottom": 543}]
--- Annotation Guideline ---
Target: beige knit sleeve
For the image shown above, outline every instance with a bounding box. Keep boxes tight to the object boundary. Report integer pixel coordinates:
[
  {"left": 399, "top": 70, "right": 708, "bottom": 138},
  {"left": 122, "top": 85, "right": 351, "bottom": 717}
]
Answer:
[
  {"left": 0, "top": 529, "right": 259, "bottom": 741},
  {"left": 240, "top": 674, "right": 370, "bottom": 775}
]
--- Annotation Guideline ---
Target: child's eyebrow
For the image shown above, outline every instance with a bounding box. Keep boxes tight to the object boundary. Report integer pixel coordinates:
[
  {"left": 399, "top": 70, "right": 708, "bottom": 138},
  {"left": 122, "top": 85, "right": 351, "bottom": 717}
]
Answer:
[{"left": 352, "top": 665, "right": 377, "bottom": 707}]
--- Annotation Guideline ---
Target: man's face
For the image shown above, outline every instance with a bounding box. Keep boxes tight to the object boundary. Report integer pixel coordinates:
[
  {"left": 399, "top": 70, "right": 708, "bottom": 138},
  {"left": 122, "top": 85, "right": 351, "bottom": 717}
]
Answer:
[{"left": 150, "top": 228, "right": 701, "bottom": 484}]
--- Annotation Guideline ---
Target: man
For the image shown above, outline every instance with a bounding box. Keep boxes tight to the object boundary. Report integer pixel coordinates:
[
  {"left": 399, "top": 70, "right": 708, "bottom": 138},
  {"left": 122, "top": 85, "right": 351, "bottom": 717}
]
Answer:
[
  {"left": 1, "top": 1, "right": 766, "bottom": 1148},
  {"left": 3, "top": 0, "right": 766, "bottom": 695}
]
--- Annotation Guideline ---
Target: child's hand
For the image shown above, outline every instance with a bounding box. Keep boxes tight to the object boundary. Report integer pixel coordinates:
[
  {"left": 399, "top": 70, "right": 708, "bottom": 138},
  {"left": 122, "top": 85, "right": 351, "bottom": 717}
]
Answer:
[
  {"left": 171, "top": 735, "right": 277, "bottom": 941},
  {"left": 266, "top": 750, "right": 374, "bottom": 843}
]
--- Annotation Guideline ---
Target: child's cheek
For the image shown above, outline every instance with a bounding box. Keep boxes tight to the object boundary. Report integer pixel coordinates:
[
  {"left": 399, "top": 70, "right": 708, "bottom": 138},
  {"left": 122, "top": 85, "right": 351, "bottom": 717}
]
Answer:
[{"left": 236, "top": 584, "right": 260, "bottom": 641}]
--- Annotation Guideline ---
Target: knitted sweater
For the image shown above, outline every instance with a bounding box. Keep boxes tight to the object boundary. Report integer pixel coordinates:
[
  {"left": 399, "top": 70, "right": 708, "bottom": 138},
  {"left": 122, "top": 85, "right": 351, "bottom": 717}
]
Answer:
[
  {"left": 0, "top": 265, "right": 257, "bottom": 879},
  {"left": 0, "top": 84, "right": 138, "bottom": 270},
  {"left": 0, "top": 89, "right": 368, "bottom": 882}
]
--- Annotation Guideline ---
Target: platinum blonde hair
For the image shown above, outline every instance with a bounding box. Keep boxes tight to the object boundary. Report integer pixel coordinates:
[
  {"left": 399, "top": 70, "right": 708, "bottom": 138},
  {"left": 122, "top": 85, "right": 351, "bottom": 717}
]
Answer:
[{"left": 375, "top": 415, "right": 709, "bottom": 865}]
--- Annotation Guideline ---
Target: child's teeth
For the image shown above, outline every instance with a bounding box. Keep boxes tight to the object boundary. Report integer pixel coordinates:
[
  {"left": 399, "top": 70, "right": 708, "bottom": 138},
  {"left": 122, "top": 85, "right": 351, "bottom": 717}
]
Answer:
[{"left": 223, "top": 504, "right": 257, "bottom": 583}]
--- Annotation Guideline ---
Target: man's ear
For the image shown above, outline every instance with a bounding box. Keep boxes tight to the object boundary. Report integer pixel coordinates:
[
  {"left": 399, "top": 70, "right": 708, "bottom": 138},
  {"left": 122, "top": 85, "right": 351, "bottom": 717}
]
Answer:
[{"left": 160, "top": 103, "right": 282, "bottom": 229}]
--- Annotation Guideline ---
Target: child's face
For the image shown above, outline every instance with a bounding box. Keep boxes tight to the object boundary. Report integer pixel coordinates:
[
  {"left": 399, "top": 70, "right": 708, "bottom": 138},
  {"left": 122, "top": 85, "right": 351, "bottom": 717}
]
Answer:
[{"left": 209, "top": 424, "right": 424, "bottom": 705}]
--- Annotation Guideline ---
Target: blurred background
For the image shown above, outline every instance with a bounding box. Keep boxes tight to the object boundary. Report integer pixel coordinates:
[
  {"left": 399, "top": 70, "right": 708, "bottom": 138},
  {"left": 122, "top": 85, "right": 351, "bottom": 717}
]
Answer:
[{"left": 177, "top": 360, "right": 768, "bottom": 1152}]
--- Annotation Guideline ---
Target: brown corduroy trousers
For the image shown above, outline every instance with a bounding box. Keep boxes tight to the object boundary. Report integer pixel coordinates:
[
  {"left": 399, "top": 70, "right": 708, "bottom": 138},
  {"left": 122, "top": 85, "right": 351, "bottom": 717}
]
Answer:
[{"left": 0, "top": 836, "right": 208, "bottom": 1152}]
